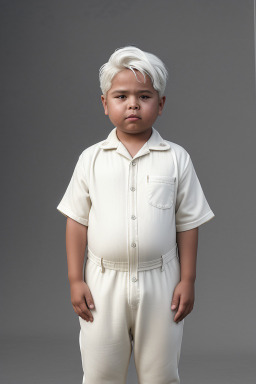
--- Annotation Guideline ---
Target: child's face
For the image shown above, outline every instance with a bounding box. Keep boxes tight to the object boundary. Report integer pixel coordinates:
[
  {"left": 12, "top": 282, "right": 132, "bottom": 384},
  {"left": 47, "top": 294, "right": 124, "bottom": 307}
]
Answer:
[{"left": 101, "top": 69, "right": 166, "bottom": 134}]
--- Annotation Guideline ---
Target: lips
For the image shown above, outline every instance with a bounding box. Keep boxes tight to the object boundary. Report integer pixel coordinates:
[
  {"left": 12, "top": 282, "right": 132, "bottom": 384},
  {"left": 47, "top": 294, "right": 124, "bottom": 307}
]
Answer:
[{"left": 126, "top": 115, "right": 141, "bottom": 119}]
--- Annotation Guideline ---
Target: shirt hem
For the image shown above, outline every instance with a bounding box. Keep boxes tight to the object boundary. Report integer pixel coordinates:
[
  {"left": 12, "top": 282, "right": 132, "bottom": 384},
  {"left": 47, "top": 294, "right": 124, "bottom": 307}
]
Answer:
[
  {"left": 176, "top": 210, "right": 215, "bottom": 232},
  {"left": 56, "top": 204, "right": 89, "bottom": 226}
]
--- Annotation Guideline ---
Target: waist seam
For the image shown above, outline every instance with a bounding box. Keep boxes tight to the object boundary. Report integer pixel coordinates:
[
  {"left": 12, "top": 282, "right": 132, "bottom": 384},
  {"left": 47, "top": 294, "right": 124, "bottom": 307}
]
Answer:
[{"left": 87, "top": 244, "right": 178, "bottom": 273}]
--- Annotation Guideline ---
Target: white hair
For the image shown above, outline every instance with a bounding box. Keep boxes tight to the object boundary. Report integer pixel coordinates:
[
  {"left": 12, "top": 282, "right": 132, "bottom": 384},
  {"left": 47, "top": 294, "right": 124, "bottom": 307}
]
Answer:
[{"left": 99, "top": 46, "right": 169, "bottom": 99}]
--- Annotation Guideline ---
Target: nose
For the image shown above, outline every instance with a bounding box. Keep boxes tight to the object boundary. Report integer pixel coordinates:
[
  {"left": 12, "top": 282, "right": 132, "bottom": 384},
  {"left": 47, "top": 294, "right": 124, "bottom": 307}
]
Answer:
[{"left": 128, "top": 96, "right": 140, "bottom": 109}]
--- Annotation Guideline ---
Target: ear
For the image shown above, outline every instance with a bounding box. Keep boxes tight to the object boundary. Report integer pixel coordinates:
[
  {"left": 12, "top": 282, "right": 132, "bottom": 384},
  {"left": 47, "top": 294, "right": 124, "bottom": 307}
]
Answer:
[
  {"left": 101, "top": 95, "right": 109, "bottom": 116},
  {"left": 158, "top": 96, "right": 166, "bottom": 116}
]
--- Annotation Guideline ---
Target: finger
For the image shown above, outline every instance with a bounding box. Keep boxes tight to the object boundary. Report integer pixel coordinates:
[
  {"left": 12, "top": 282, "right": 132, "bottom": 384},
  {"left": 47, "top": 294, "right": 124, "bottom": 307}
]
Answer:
[
  {"left": 80, "top": 300, "right": 91, "bottom": 315},
  {"left": 78, "top": 302, "right": 93, "bottom": 321},
  {"left": 171, "top": 295, "right": 180, "bottom": 311},
  {"left": 78, "top": 309, "right": 91, "bottom": 322},
  {"left": 174, "top": 304, "right": 186, "bottom": 322},
  {"left": 74, "top": 304, "right": 91, "bottom": 322},
  {"left": 84, "top": 289, "right": 95, "bottom": 310},
  {"left": 176, "top": 310, "right": 188, "bottom": 322},
  {"left": 175, "top": 304, "right": 191, "bottom": 322}
]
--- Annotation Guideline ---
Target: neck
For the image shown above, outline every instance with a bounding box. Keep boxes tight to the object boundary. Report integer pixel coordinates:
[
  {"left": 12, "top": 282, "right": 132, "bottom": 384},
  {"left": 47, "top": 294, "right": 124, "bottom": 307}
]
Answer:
[{"left": 116, "top": 127, "right": 153, "bottom": 145}]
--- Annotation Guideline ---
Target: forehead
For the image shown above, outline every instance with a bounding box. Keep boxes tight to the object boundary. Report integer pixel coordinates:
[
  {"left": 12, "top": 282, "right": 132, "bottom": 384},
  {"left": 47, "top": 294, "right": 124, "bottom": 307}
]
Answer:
[{"left": 110, "top": 69, "right": 154, "bottom": 91}]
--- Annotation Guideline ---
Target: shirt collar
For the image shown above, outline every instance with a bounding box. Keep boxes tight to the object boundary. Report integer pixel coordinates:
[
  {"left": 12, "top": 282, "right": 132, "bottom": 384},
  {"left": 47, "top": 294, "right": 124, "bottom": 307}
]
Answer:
[{"left": 99, "top": 126, "right": 170, "bottom": 151}]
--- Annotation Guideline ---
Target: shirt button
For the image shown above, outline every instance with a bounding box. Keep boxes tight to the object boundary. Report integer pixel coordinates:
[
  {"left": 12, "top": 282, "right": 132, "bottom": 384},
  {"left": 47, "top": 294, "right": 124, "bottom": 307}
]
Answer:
[
  {"left": 131, "top": 215, "right": 136, "bottom": 220},
  {"left": 132, "top": 277, "right": 137, "bottom": 282},
  {"left": 102, "top": 141, "right": 108, "bottom": 146},
  {"left": 132, "top": 161, "right": 137, "bottom": 166},
  {"left": 131, "top": 243, "right": 136, "bottom": 248},
  {"left": 159, "top": 143, "right": 166, "bottom": 146},
  {"left": 130, "top": 187, "right": 135, "bottom": 191}
]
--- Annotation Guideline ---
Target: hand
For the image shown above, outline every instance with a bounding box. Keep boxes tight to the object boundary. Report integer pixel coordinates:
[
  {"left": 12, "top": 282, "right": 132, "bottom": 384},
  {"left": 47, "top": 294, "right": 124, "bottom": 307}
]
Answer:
[
  {"left": 70, "top": 280, "right": 95, "bottom": 322},
  {"left": 171, "top": 279, "right": 195, "bottom": 323}
]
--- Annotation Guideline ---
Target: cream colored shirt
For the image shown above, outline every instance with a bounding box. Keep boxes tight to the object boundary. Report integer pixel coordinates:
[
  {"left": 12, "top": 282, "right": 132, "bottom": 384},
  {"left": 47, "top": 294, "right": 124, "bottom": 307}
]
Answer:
[{"left": 57, "top": 126, "right": 215, "bottom": 264}]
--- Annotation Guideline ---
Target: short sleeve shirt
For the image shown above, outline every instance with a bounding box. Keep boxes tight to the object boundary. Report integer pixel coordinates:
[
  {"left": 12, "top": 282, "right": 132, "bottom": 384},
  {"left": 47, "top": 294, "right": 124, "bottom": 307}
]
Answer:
[{"left": 57, "top": 126, "right": 215, "bottom": 264}]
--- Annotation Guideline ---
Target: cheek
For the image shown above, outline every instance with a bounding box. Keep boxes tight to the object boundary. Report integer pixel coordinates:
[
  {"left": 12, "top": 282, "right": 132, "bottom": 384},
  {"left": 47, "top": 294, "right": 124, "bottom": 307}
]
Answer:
[
  {"left": 107, "top": 107, "right": 123, "bottom": 123},
  {"left": 110, "top": 103, "right": 124, "bottom": 116},
  {"left": 144, "top": 103, "right": 159, "bottom": 118}
]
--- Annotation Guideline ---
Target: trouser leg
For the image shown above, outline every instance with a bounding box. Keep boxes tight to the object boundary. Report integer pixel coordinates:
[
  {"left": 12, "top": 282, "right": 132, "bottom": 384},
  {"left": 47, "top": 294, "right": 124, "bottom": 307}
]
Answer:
[
  {"left": 79, "top": 258, "right": 133, "bottom": 384},
  {"left": 131, "top": 256, "right": 184, "bottom": 384}
]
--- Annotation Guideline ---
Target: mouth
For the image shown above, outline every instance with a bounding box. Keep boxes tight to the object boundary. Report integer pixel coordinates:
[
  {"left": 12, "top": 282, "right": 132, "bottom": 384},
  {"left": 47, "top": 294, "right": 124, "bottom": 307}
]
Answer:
[{"left": 126, "top": 116, "right": 141, "bottom": 121}]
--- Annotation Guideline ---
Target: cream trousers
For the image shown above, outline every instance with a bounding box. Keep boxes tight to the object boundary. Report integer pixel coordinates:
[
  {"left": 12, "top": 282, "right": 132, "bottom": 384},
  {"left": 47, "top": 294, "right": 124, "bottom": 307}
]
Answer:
[{"left": 79, "top": 244, "right": 184, "bottom": 384}]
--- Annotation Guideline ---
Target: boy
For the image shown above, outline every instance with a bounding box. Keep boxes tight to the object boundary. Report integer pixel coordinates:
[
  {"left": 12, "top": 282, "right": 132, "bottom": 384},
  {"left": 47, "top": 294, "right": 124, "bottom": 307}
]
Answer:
[{"left": 57, "top": 46, "right": 215, "bottom": 384}]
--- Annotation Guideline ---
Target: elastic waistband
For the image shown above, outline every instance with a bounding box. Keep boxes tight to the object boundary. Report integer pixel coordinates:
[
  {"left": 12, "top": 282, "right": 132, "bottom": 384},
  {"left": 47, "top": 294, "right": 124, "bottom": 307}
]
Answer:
[{"left": 87, "top": 244, "right": 178, "bottom": 273}]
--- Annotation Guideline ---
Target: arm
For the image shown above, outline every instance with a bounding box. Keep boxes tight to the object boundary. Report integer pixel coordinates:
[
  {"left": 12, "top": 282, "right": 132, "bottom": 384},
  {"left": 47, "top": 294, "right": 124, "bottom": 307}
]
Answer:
[
  {"left": 66, "top": 217, "right": 95, "bottom": 323},
  {"left": 66, "top": 217, "right": 87, "bottom": 283},
  {"left": 171, "top": 227, "right": 198, "bottom": 323},
  {"left": 177, "top": 227, "right": 198, "bottom": 283}
]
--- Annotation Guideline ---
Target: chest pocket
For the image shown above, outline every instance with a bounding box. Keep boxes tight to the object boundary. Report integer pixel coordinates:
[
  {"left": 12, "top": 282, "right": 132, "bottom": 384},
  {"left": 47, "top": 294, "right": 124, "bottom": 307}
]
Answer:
[{"left": 147, "top": 175, "right": 176, "bottom": 209}]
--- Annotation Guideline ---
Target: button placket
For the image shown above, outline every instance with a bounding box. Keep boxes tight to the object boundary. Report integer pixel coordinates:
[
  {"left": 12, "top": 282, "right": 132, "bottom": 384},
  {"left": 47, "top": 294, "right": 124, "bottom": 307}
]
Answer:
[{"left": 128, "top": 159, "right": 139, "bottom": 306}]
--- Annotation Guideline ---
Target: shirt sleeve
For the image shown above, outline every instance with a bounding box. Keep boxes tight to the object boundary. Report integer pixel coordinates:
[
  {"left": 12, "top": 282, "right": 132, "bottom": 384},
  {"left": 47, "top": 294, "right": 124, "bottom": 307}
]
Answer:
[
  {"left": 175, "top": 154, "right": 215, "bottom": 232},
  {"left": 56, "top": 153, "right": 91, "bottom": 226}
]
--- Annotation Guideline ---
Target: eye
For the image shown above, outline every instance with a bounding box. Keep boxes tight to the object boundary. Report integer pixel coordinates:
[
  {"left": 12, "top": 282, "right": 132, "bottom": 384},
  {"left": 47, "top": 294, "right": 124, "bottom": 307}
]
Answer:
[{"left": 115, "top": 95, "right": 150, "bottom": 100}]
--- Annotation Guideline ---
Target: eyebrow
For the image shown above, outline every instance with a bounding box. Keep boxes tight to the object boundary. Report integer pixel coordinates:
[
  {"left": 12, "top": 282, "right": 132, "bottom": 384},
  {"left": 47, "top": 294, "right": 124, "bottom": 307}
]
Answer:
[{"left": 110, "top": 90, "right": 154, "bottom": 95}]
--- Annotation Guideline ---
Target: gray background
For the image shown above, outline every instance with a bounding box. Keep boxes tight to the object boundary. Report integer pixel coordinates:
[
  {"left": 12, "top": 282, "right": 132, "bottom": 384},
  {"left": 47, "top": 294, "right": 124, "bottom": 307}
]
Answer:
[{"left": 1, "top": 0, "right": 256, "bottom": 383}]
